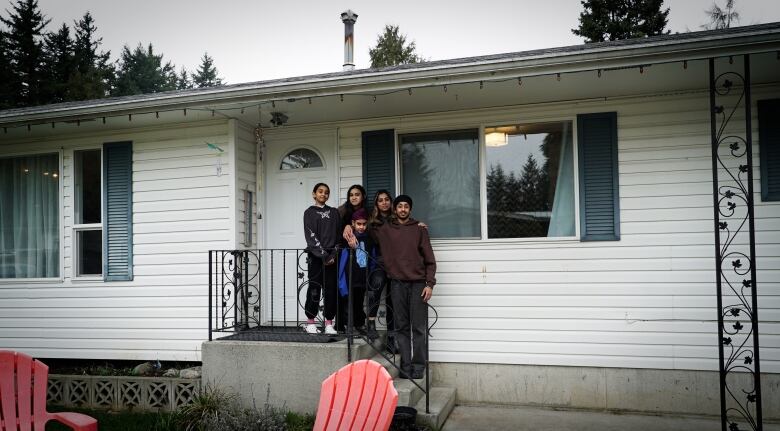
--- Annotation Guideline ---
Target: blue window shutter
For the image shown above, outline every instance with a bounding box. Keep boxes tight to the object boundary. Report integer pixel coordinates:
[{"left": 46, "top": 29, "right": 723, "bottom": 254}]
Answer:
[
  {"left": 577, "top": 112, "right": 620, "bottom": 241},
  {"left": 103, "top": 141, "right": 133, "bottom": 281},
  {"left": 362, "top": 130, "right": 396, "bottom": 210},
  {"left": 758, "top": 99, "right": 780, "bottom": 201}
]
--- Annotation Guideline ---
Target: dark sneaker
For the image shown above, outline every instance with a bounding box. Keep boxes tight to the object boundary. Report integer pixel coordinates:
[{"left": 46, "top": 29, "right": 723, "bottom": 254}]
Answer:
[
  {"left": 411, "top": 369, "right": 425, "bottom": 380},
  {"left": 366, "top": 321, "right": 379, "bottom": 341}
]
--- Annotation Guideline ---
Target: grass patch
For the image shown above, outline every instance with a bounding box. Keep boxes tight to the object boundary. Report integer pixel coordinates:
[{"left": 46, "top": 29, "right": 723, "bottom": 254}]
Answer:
[{"left": 45, "top": 407, "right": 173, "bottom": 431}]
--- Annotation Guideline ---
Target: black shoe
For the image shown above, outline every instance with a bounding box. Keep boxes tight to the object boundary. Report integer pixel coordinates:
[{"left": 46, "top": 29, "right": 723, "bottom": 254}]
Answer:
[
  {"left": 411, "top": 369, "right": 425, "bottom": 380},
  {"left": 399, "top": 369, "right": 412, "bottom": 379},
  {"left": 366, "top": 321, "right": 379, "bottom": 341}
]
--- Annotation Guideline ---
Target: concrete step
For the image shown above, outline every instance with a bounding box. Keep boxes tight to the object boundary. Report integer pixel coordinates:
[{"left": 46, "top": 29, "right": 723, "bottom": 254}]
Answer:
[
  {"left": 394, "top": 377, "right": 425, "bottom": 407},
  {"left": 415, "top": 386, "right": 457, "bottom": 430},
  {"left": 371, "top": 352, "right": 400, "bottom": 379}
]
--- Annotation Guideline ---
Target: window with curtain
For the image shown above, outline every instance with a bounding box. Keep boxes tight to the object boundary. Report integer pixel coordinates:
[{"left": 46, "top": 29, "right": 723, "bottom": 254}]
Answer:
[
  {"left": 485, "top": 122, "right": 575, "bottom": 238},
  {"left": 400, "top": 130, "right": 480, "bottom": 238},
  {"left": 0, "top": 153, "right": 60, "bottom": 278}
]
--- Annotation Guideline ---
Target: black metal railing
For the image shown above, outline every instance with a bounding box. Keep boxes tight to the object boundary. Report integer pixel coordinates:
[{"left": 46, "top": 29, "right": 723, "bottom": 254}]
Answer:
[
  {"left": 709, "top": 55, "right": 762, "bottom": 431},
  {"left": 207, "top": 247, "right": 438, "bottom": 413}
]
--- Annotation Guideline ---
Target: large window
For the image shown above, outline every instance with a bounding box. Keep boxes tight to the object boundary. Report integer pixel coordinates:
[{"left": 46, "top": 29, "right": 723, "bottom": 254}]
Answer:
[
  {"left": 400, "top": 130, "right": 480, "bottom": 238},
  {"left": 485, "top": 122, "right": 575, "bottom": 238},
  {"left": 397, "top": 122, "right": 575, "bottom": 240},
  {"left": 0, "top": 153, "right": 60, "bottom": 278},
  {"left": 74, "top": 149, "right": 102, "bottom": 276}
]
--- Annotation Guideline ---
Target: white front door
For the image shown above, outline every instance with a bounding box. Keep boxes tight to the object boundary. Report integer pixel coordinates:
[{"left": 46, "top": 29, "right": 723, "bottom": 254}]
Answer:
[{"left": 262, "top": 130, "right": 338, "bottom": 325}]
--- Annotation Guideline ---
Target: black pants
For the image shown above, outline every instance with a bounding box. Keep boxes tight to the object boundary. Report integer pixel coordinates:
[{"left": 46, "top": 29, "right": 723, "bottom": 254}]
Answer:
[
  {"left": 337, "top": 277, "right": 366, "bottom": 331},
  {"left": 367, "top": 268, "right": 395, "bottom": 333},
  {"left": 390, "top": 280, "right": 428, "bottom": 375},
  {"left": 304, "top": 253, "right": 337, "bottom": 321}
]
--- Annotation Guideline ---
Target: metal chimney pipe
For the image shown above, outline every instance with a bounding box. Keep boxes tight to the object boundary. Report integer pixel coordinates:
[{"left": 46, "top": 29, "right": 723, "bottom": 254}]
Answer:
[{"left": 341, "top": 10, "right": 358, "bottom": 71}]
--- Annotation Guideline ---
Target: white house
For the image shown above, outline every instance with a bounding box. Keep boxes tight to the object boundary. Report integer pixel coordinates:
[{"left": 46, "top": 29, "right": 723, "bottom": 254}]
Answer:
[{"left": 1, "top": 22, "right": 779, "bottom": 420}]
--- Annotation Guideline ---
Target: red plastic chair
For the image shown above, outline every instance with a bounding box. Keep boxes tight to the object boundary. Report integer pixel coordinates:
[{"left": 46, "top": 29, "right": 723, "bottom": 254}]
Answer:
[
  {"left": 0, "top": 350, "right": 97, "bottom": 431},
  {"left": 314, "top": 359, "right": 398, "bottom": 431}
]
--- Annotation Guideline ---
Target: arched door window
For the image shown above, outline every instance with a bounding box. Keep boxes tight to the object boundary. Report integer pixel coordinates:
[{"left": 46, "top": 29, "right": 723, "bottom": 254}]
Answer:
[{"left": 279, "top": 148, "right": 324, "bottom": 170}]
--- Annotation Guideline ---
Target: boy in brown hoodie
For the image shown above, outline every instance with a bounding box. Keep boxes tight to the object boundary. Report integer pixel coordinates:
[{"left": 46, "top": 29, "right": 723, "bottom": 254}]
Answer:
[{"left": 371, "top": 194, "right": 436, "bottom": 379}]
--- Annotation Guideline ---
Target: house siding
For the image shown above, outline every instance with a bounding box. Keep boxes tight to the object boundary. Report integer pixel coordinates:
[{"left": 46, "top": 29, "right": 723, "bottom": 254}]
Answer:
[
  {"left": 234, "top": 120, "right": 258, "bottom": 249},
  {"left": 0, "top": 121, "right": 232, "bottom": 361},
  {"left": 320, "top": 88, "right": 780, "bottom": 373}
]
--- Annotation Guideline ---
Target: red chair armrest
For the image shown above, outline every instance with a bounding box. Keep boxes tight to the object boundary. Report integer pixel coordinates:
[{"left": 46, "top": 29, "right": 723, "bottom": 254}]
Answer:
[{"left": 49, "top": 411, "right": 98, "bottom": 431}]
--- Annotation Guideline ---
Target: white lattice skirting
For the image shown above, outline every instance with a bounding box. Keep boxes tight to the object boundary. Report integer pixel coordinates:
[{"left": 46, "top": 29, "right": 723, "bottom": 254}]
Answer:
[{"left": 47, "top": 375, "right": 200, "bottom": 412}]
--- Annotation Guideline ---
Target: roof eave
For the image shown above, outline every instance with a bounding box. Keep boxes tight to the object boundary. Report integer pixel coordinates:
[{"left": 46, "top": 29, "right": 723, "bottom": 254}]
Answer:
[{"left": 2, "top": 25, "right": 780, "bottom": 126}]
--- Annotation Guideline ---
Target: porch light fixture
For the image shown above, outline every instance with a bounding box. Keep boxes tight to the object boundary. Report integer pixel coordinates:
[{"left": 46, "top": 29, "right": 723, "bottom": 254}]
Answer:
[
  {"left": 485, "top": 132, "right": 508, "bottom": 147},
  {"left": 270, "top": 112, "right": 289, "bottom": 127}
]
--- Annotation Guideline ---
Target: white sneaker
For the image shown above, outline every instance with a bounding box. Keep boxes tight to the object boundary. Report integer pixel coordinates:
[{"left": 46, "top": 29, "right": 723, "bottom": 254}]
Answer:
[
  {"left": 323, "top": 324, "right": 337, "bottom": 335},
  {"left": 304, "top": 323, "right": 320, "bottom": 334}
]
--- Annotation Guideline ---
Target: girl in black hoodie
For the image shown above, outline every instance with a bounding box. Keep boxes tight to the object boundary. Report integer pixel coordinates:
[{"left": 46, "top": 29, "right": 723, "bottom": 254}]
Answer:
[{"left": 302, "top": 183, "right": 341, "bottom": 335}]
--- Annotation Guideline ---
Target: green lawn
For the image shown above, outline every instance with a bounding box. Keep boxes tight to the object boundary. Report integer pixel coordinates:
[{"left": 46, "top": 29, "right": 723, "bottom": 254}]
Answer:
[{"left": 45, "top": 407, "right": 173, "bottom": 431}]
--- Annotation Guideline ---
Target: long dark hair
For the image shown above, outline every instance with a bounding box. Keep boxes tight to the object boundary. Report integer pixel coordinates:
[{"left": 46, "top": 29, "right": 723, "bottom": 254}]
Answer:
[
  {"left": 342, "top": 184, "right": 367, "bottom": 225},
  {"left": 370, "top": 189, "right": 393, "bottom": 224}
]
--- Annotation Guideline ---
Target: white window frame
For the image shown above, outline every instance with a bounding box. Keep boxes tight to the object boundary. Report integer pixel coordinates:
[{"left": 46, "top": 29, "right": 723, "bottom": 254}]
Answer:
[
  {"left": 394, "top": 115, "right": 581, "bottom": 244},
  {"left": 72, "top": 148, "right": 103, "bottom": 279},
  {"left": 0, "top": 149, "right": 64, "bottom": 283}
]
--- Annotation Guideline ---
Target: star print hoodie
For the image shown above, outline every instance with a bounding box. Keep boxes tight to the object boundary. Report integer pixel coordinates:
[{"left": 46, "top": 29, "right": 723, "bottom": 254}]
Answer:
[{"left": 303, "top": 204, "right": 342, "bottom": 261}]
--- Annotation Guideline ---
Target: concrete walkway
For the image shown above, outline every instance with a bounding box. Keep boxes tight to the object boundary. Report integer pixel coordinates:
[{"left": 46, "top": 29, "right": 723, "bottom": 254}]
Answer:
[{"left": 442, "top": 405, "right": 780, "bottom": 431}]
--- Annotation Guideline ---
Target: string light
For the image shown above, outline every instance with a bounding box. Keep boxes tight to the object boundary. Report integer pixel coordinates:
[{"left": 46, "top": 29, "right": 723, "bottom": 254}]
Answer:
[
  {"left": 3, "top": 56, "right": 760, "bottom": 133},
  {"left": 51, "top": 122, "right": 55, "bottom": 128},
  {"left": 128, "top": 114, "right": 132, "bottom": 121}
]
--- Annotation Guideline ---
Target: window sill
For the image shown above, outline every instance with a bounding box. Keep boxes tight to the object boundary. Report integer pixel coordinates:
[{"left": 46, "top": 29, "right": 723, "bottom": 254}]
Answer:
[
  {"left": 0, "top": 277, "right": 64, "bottom": 285},
  {"left": 71, "top": 276, "right": 104, "bottom": 283},
  {"left": 431, "top": 236, "right": 581, "bottom": 248}
]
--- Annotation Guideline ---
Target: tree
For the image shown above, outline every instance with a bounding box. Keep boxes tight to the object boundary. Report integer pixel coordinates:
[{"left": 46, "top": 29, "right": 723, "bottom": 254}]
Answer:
[
  {"left": 1, "top": 0, "right": 50, "bottom": 106},
  {"left": 368, "top": 25, "right": 422, "bottom": 68},
  {"left": 69, "top": 11, "right": 113, "bottom": 100},
  {"left": 704, "top": 0, "right": 739, "bottom": 30},
  {"left": 42, "top": 23, "right": 75, "bottom": 103},
  {"left": 572, "top": 0, "right": 670, "bottom": 43},
  {"left": 0, "top": 30, "right": 15, "bottom": 109},
  {"left": 111, "top": 43, "right": 177, "bottom": 96},
  {"left": 176, "top": 67, "right": 193, "bottom": 90},
  {"left": 192, "top": 52, "right": 223, "bottom": 88}
]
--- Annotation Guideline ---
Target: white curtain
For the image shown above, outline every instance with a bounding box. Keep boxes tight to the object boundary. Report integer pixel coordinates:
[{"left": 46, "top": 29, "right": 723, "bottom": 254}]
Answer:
[
  {"left": 0, "top": 154, "right": 60, "bottom": 278},
  {"left": 547, "top": 123, "right": 576, "bottom": 237}
]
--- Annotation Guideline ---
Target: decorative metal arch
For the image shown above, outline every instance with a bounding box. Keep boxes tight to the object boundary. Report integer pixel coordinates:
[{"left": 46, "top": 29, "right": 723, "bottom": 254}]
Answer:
[{"left": 709, "top": 54, "right": 763, "bottom": 431}]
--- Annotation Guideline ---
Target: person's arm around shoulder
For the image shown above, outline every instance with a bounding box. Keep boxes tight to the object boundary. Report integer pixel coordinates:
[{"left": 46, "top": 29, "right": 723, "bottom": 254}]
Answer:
[{"left": 419, "top": 227, "right": 436, "bottom": 302}]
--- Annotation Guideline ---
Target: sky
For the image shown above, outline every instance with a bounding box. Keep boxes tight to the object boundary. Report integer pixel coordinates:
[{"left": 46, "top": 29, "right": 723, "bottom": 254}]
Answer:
[{"left": 25, "top": 0, "right": 780, "bottom": 85}]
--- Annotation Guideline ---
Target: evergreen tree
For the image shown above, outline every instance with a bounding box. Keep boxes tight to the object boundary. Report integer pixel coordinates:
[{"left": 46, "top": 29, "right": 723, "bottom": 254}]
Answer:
[
  {"left": 519, "top": 155, "right": 543, "bottom": 211},
  {"left": 1, "top": 0, "right": 50, "bottom": 107},
  {"left": 111, "top": 43, "right": 177, "bottom": 96},
  {"left": 42, "top": 23, "right": 75, "bottom": 103},
  {"left": 192, "top": 52, "right": 223, "bottom": 88},
  {"left": 705, "top": 0, "right": 739, "bottom": 30},
  {"left": 69, "top": 11, "right": 112, "bottom": 100},
  {"left": 0, "top": 29, "right": 15, "bottom": 109},
  {"left": 368, "top": 25, "right": 422, "bottom": 68},
  {"left": 572, "top": 0, "right": 670, "bottom": 43},
  {"left": 176, "top": 67, "right": 193, "bottom": 90}
]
